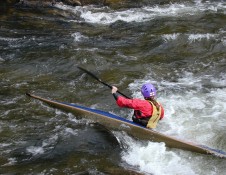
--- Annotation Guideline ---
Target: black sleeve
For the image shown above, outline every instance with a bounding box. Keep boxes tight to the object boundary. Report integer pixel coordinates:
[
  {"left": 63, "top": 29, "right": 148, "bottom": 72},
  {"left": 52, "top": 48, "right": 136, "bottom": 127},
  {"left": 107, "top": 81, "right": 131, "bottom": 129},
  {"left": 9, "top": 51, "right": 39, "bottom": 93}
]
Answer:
[{"left": 112, "top": 92, "right": 119, "bottom": 100}]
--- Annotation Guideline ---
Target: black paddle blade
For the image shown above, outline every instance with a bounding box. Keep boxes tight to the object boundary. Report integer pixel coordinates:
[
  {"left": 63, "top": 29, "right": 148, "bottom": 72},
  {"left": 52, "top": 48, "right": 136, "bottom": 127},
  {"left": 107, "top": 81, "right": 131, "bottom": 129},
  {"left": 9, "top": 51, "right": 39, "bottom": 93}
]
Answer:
[
  {"left": 77, "top": 66, "right": 131, "bottom": 99},
  {"left": 26, "top": 92, "right": 31, "bottom": 97},
  {"left": 78, "top": 66, "right": 112, "bottom": 89},
  {"left": 77, "top": 66, "right": 101, "bottom": 82}
]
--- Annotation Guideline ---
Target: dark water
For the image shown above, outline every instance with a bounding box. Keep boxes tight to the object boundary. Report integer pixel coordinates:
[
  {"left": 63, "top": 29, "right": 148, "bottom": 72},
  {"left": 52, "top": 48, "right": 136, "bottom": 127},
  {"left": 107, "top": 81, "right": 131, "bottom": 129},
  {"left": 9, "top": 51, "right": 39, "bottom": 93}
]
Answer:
[{"left": 1, "top": 1, "right": 226, "bottom": 174}]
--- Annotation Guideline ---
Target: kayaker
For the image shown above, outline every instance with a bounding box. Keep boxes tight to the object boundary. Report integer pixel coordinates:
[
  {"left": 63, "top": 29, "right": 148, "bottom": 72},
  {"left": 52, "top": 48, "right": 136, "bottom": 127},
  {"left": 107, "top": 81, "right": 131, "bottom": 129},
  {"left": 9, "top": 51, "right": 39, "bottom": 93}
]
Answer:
[{"left": 111, "top": 83, "right": 164, "bottom": 128}]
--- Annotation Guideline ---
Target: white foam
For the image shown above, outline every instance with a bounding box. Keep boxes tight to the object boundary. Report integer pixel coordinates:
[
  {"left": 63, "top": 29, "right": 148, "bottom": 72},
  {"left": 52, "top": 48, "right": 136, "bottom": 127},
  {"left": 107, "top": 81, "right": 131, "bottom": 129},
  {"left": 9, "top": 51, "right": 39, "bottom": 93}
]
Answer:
[
  {"left": 42, "top": 135, "right": 58, "bottom": 148},
  {"left": 63, "top": 127, "right": 78, "bottom": 136},
  {"left": 79, "top": 8, "right": 153, "bottom": 24},
  {"left": 162, "top": 33, "right": 221, "bottom": 44},
  {"left": 55, "top": 1, "right": 226, "bottom": 26},
  {"left": 113, "top": 132, "right": 196, "bottom": 175},
  {"left": 71, "top": 32, "right": 88, "bottom": 42},
  {"left": 0, "top": 37, "right": 20, "bottom": 42},
  {"left": 121, "top": 68, "right": 226, "bottom": 174},
  {"left": 26, "top": 146, "right": 44, "bottom": 156},
  {"left": 188, "top": 33, "right": 216, "bottom": 42},
  {"left": 2, "top": 158, "right": 17, "bottom": 166},
  {"left": 222, "top": 38, "right": 226, "bottom": 46},
  {"left": 162, "top": 33, "right": 180, "bottom": 41},
  {"left": 0, "top": 143, "right": 12, "bottom": 148},
  {"left": 122, "top": 142, "right": 196, "bottom": 175},
  {"left": 54, "top": 3, "right": 204, "bottom": 25},
  {"left": 0, "top": 56, "right": 5, "bottom": 62}
]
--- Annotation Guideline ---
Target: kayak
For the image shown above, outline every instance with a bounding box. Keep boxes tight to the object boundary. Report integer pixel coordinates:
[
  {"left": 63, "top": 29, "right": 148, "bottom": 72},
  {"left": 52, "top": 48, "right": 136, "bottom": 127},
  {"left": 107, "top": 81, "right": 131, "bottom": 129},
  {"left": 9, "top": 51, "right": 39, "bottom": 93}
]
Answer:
[{"left": 26, "top": 93, "right": 226, "bottom": 158}]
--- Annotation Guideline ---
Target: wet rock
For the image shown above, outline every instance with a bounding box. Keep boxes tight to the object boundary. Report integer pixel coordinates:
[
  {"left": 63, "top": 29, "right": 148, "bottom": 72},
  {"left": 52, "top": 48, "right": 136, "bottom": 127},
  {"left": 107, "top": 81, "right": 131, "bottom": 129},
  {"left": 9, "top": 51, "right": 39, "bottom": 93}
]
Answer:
[
  {"left": 3, "top": 0, "right": 107, "bottom": 7},
  {"left": 4, "top": 0, "right": 188, "bottom": 8},
  {"left": 6, "top": 0, "right": 20, "bottom": 5},
  {"left": 15, "top": 0, "right": 56, "bottom": 7},
  {"left": 62, "top": 0, "right": 82, "bottom": 6}
]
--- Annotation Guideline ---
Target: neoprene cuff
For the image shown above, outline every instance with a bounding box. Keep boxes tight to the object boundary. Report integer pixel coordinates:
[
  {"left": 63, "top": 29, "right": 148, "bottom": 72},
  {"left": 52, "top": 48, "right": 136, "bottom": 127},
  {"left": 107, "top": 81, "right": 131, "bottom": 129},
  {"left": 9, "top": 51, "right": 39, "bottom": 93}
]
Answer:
[{"left": 112, "top": 93, "right": 119, "bottom": 100}]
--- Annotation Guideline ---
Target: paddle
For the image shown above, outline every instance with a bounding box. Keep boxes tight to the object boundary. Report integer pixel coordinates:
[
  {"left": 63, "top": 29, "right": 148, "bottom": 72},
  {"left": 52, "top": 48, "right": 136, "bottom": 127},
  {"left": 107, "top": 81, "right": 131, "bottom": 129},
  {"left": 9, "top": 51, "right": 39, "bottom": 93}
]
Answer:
[{"left": 78, "top": 66, "right": 131, "bottom": 99}]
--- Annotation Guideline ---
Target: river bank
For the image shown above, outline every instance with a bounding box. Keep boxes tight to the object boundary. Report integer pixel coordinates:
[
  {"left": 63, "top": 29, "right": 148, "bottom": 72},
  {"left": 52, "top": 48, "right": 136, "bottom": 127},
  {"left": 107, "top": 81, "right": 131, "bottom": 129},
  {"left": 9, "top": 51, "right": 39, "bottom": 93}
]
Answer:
[{"left": 2, "top": 0, "right": 185, "bottom": 8}]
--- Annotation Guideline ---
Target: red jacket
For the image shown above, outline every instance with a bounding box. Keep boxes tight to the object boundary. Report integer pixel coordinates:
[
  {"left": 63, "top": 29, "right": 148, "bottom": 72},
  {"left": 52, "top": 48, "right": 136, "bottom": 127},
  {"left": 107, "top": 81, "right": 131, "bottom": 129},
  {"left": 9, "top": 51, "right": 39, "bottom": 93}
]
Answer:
[{"left": 116, "top": 96, "right": 164, "bottom": 119}]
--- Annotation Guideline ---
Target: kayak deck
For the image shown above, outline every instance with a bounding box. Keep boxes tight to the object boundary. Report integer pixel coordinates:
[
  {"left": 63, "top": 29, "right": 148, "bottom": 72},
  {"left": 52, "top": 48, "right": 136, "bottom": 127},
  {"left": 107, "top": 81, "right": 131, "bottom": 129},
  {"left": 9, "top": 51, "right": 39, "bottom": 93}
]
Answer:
[{"left": 26, "top": 93, "right": 226, "bottom": 158}]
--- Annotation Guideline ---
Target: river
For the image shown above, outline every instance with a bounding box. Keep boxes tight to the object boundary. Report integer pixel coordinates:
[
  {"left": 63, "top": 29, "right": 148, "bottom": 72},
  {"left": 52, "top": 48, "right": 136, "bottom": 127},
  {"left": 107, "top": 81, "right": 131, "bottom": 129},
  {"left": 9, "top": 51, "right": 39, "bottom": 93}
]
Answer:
[{"left": 0, "top": 1, "right": 226, "bottom": 174}]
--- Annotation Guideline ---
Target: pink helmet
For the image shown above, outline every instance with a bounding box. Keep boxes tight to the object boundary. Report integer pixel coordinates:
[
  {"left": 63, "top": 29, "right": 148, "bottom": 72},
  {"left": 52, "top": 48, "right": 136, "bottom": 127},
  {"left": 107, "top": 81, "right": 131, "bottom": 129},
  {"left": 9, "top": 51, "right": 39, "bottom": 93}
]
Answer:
[{"left": 141, "top": 83, "right": 157, "bottom": 98}]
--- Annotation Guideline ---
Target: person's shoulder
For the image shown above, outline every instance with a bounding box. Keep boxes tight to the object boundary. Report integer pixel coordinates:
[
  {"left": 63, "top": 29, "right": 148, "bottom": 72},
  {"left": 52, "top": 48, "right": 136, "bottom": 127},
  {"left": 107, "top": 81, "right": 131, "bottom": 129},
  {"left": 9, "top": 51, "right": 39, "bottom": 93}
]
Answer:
[{"left": 132, "top": 98, "right": 148, "bottom": 103}]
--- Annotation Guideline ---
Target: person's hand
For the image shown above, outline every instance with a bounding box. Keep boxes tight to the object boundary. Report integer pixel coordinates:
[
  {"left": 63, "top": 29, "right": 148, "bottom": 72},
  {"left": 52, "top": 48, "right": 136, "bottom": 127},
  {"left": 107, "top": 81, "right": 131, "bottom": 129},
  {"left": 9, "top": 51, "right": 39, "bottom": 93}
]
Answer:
[{"left": 111, "top": 86, "right": 118, "bottom": 94}]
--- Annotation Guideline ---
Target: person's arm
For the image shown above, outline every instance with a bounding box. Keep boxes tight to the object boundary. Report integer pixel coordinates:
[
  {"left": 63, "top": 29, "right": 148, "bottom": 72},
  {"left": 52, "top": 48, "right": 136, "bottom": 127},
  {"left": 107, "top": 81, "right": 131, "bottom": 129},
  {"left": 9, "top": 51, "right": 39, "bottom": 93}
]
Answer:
[
  {"left": 112, "top": 86, "right": 119, "bottom": 100},
  {"left": 111, "top": 86, "right": 146, "bottom": 111}
]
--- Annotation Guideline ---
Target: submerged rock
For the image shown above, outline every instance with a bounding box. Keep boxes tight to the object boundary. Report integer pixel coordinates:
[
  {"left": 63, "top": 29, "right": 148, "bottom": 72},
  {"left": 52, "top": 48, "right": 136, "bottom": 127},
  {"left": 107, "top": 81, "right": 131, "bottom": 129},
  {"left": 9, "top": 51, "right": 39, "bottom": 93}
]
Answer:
[{"left": 4, "top": 0, "right": 105, "bottom": 7}]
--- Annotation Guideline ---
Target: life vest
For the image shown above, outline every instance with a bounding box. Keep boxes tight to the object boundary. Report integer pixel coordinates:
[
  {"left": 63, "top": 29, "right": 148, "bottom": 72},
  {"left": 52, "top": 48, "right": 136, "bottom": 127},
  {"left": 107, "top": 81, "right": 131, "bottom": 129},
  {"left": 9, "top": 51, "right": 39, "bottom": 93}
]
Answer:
[
  {"left": 146, "top": 100, "right": 162, "bottom": 129},
  {"left": 133, "top": 100, "right": 162, "bottom": 129}
]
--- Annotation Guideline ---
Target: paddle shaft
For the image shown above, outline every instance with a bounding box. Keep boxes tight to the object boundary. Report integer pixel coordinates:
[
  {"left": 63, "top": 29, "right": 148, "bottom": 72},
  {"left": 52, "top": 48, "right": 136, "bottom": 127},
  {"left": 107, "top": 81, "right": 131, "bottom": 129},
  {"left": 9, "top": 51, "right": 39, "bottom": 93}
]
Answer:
[{"left": 78, "top": 67, "right": 131, "bottom": 99}]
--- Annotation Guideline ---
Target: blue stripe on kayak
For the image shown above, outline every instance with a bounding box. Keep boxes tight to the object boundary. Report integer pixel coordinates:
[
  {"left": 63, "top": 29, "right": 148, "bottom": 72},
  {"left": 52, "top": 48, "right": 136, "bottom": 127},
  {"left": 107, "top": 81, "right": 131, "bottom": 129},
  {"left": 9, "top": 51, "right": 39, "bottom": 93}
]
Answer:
[
  {"left": 199, "top": 145, "right": 226, "bottom": 156},
  {"left": 63, "top": 102, "right": 145, "bottom": 128}
]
